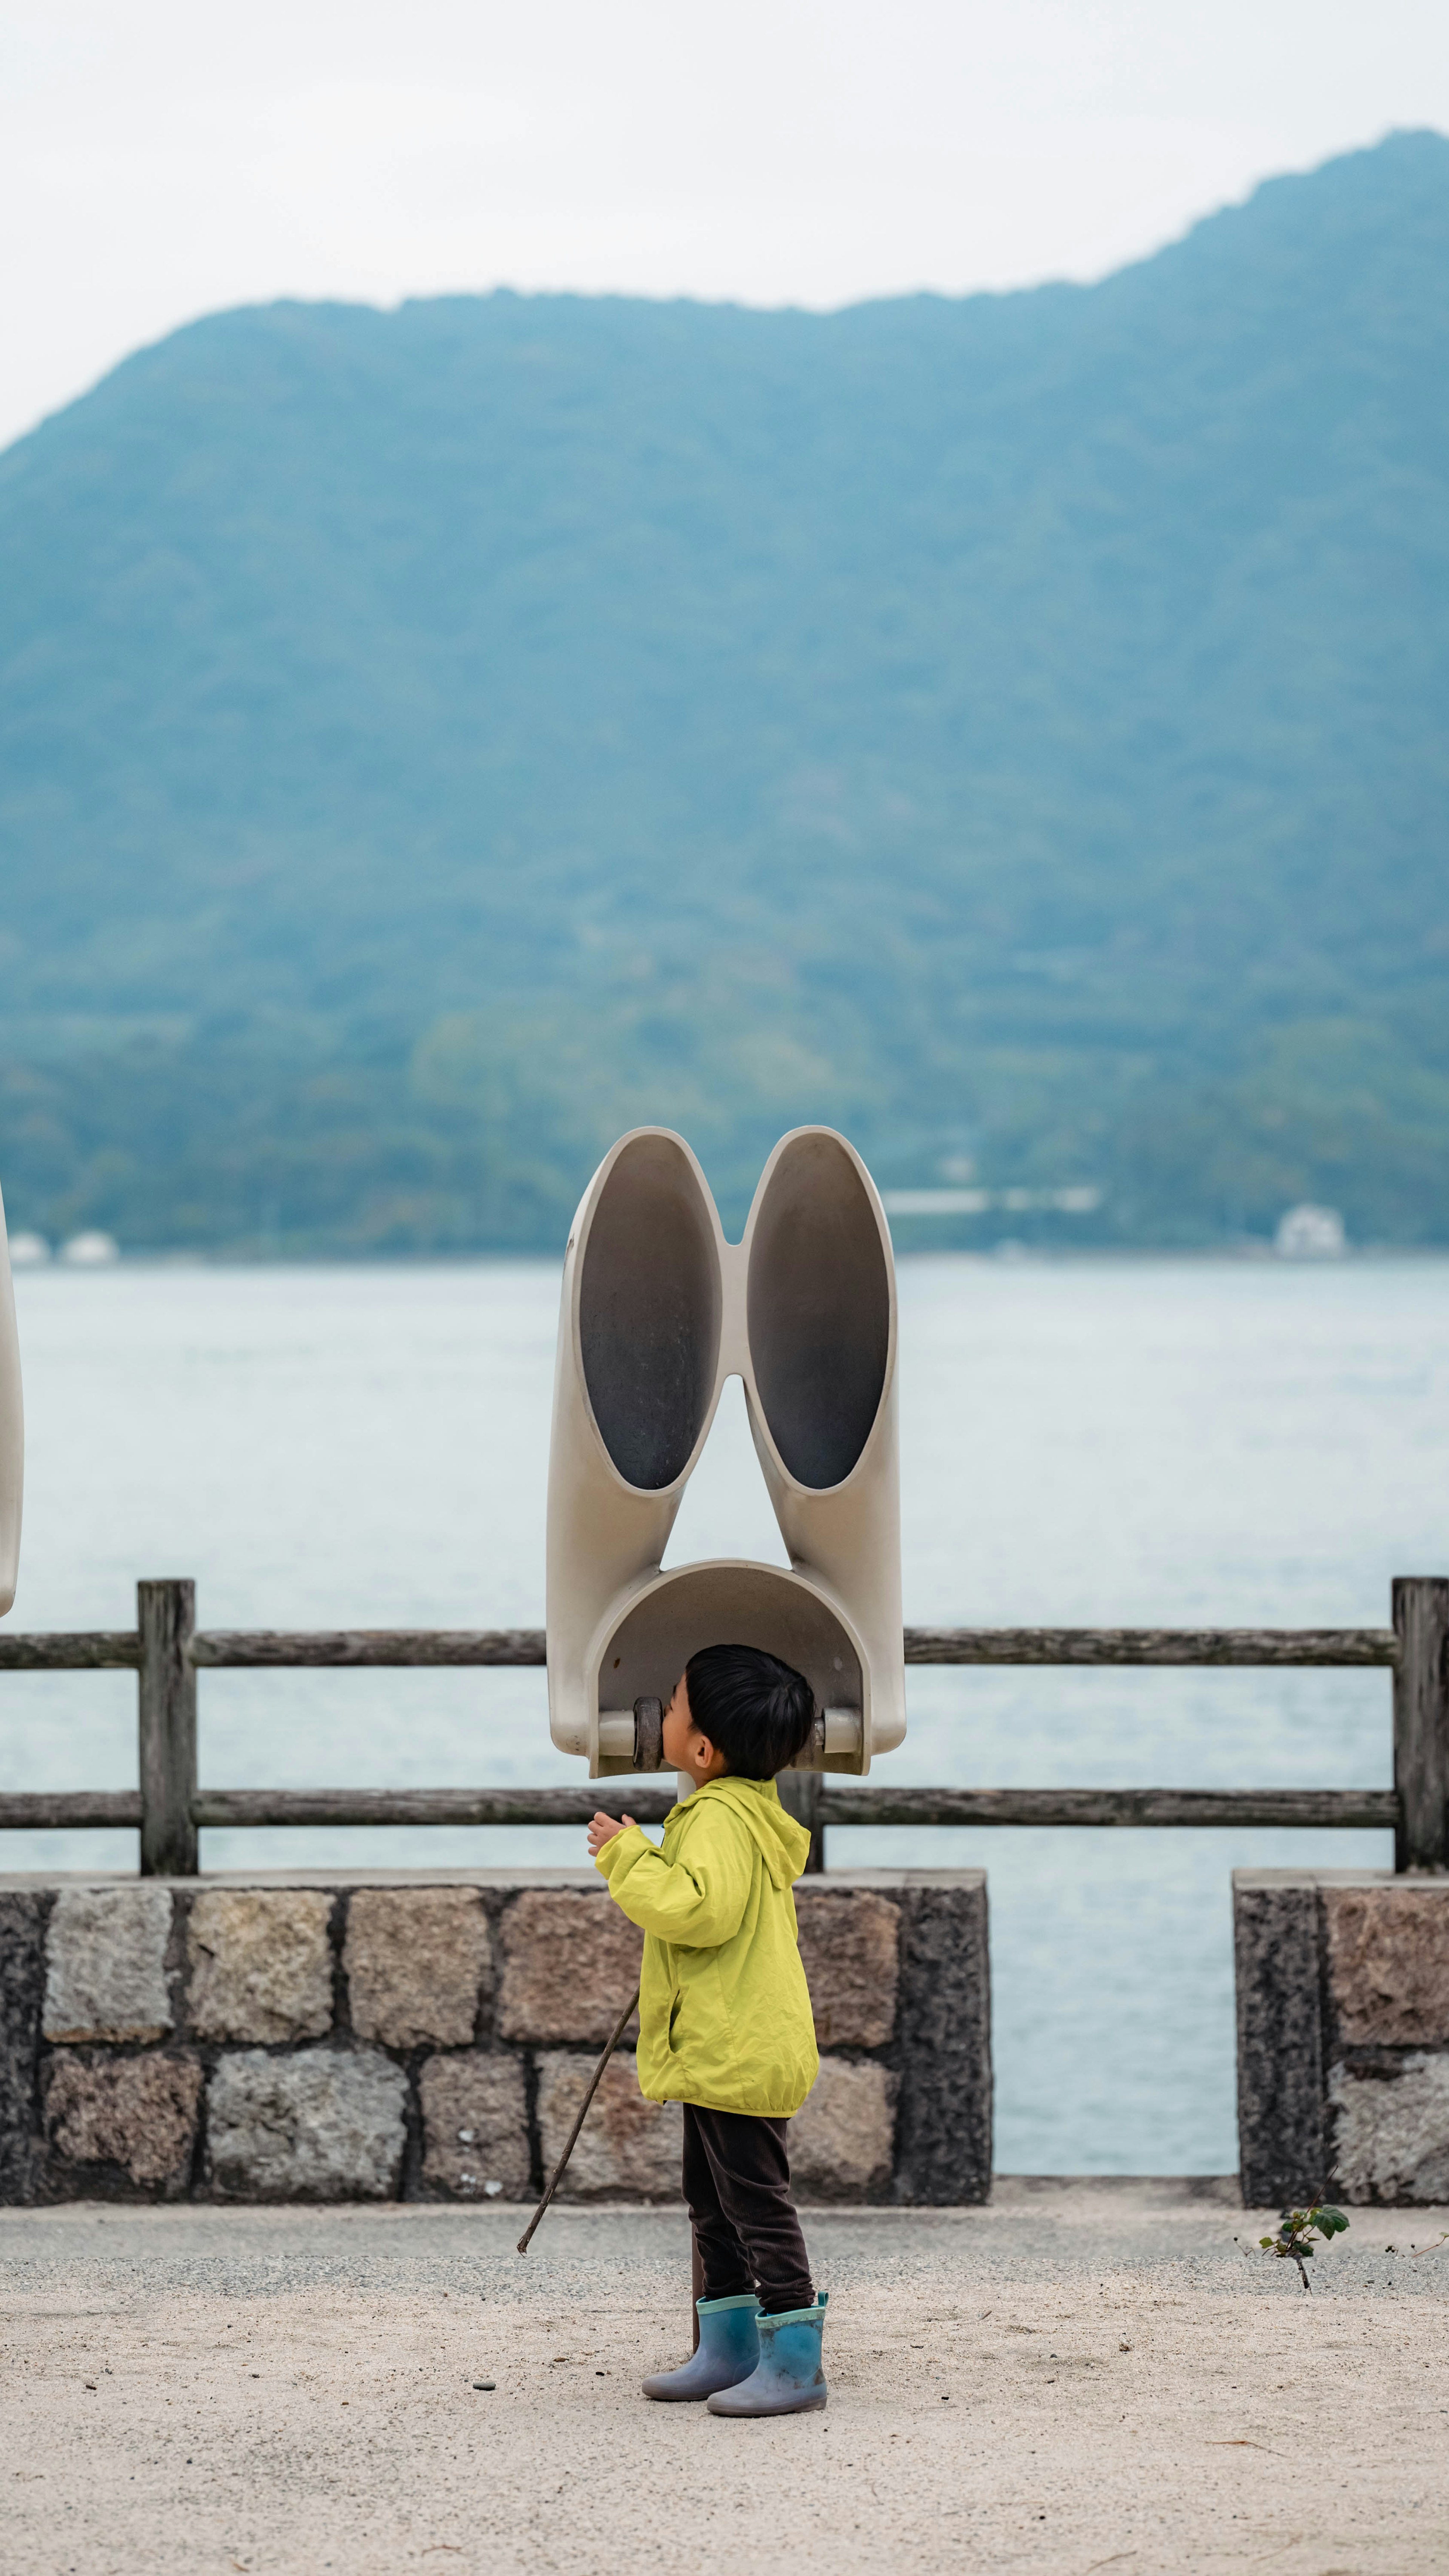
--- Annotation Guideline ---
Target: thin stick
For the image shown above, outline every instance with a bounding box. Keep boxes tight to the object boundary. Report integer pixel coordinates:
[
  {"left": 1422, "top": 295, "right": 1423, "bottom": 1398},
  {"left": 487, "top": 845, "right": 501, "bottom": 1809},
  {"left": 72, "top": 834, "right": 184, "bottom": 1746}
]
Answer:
[{"left": 516, "top": 1986, "right": 640, "bottom": 2254}]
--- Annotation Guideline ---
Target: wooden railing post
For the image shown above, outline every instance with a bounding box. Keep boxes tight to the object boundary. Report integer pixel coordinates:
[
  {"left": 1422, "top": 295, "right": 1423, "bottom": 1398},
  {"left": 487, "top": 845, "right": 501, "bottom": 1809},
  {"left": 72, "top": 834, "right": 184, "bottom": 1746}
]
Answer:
[
  {"left": 1392, "top": 1577, "right": 1449, "bottom": 1873},
  {"left": 138, "top": 1579, "right": 198, "bottom": 1876},
  {"left": 778, "top": 1768, "right": 825, "bottom": 1873}
]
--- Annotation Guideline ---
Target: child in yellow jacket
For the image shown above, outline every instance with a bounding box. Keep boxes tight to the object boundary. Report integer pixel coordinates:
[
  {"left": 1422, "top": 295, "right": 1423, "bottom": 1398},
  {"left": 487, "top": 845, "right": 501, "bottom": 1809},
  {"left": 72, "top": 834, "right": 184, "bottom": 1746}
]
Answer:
[{"left": 588, "top": 1642, "right": 827, "bottom": 2416}]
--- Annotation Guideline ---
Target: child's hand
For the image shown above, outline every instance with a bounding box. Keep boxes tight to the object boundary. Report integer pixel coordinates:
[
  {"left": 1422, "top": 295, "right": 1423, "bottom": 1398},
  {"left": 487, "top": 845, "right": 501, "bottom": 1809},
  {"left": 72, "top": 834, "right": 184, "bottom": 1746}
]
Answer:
[{"left": 587, "top": 1811, "right": 635, "bottom": 1858}]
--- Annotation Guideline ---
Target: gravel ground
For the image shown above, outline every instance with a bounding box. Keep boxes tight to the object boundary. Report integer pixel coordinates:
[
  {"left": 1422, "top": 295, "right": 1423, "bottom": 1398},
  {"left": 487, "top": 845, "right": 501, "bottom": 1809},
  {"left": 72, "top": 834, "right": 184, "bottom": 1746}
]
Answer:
[{"left": 3, "top": 2182, "right": 1447, "bottom": 2575}]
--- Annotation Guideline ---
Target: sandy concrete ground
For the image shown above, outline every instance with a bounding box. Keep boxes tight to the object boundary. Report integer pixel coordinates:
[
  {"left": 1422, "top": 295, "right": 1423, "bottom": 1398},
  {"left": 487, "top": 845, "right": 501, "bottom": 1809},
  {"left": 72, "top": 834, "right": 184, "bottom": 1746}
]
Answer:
[{"left": 2, "top": 2182, "right": 1447, "bottom": 2576}]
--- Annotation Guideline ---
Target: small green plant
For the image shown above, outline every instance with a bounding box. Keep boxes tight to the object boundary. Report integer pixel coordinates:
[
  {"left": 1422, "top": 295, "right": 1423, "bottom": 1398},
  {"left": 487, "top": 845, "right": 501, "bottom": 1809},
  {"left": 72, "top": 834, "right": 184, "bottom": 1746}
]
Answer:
[{"left": 1260, "top": 2203, "right": 1350, "bottom": 2291}]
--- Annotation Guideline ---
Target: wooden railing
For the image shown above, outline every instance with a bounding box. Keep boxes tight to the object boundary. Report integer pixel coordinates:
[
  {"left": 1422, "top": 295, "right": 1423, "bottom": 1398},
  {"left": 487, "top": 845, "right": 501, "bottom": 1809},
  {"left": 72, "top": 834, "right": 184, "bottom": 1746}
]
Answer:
[{"left": 0, "top": 1577, "right": 1444, "bottom": 1877}]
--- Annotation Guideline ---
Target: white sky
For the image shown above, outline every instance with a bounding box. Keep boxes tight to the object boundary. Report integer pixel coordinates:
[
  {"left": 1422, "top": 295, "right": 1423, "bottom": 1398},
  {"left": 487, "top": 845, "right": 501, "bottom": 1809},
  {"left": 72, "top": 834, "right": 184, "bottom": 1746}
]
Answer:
[{"left": 2, "top": 0, "right": 1447, "bottom": 452}]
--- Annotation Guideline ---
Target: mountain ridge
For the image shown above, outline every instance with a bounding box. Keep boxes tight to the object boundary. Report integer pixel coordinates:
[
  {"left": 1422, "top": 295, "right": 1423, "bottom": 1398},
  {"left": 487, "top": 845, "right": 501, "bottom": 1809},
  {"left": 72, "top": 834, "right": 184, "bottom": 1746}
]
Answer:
[{"left": 1, "top": 129, "right": 1446, "bottom": 1249}]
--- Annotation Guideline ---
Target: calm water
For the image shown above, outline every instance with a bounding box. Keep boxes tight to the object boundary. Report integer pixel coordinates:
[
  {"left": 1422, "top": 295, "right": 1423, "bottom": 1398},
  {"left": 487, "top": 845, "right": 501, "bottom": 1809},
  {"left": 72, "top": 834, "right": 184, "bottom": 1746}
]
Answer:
[{"left": 3, "top": 1254, "right": 1446, "bottom": 2173}]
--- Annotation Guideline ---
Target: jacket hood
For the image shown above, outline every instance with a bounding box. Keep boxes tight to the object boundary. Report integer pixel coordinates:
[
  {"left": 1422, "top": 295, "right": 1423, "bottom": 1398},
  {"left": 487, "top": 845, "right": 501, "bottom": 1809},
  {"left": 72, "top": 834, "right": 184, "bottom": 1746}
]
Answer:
[{"left": 685, "top": 1775, "right": 811, "bottom": 1888}]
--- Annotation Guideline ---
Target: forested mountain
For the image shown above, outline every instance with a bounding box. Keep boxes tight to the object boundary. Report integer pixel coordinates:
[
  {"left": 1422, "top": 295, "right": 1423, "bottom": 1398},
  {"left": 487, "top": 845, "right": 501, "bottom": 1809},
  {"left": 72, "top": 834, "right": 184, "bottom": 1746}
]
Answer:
[{"left": 1, "top": 130, "right": 1446, "bottom": 1250}]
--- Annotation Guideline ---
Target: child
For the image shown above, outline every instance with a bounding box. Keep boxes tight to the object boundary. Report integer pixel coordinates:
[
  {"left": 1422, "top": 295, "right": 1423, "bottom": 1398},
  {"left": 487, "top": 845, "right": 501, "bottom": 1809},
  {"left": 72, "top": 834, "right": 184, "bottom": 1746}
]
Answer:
[{"left": 586, "top": 1641, "right": 827, "bottom": 2416}]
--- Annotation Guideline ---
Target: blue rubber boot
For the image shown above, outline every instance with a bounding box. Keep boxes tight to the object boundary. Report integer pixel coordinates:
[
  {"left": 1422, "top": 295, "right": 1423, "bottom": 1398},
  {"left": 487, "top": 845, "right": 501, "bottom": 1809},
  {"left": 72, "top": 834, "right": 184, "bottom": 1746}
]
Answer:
[
  {"left": 641, "top": 2293, "right": 760, "bottom": 2401},
  {"left": 706, "top": 2292, "right": 828, "bottom": 2416}
]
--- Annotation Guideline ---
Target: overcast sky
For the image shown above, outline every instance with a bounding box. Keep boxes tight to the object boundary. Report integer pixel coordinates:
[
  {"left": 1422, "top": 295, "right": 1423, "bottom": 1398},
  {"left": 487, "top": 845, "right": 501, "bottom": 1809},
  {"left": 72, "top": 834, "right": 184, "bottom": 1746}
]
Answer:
[{"left": 3, "top": 0, "right": 1447, "bottom": 451}]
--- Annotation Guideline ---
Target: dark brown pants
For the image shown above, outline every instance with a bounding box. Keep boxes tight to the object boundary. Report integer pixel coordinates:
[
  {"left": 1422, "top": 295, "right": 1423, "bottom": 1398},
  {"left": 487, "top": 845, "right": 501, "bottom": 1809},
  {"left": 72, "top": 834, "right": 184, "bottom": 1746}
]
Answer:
[{"left": 683, "top": 2103, "right": 814, "bottom": 2314}]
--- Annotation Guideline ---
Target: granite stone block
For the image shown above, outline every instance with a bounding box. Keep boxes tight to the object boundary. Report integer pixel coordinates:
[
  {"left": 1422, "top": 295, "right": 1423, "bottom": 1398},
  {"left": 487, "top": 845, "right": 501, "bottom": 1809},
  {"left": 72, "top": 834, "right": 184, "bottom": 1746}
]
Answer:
[
  {"left": 795, "top": 1891, "right": 900, "bottom": 2048},
  {"left": 0, "top": 1892, "right": 46, "bottom": 2203},
  {"left": 44, "top": 1886, "right": 172, "bottom": 2043},
  {"left": 345, "top": 1889, "right": 492, "bottom": 2049},
  {"left": 498, "top": 1893, "right": 643, "bottom": 2046},
  {"left": 1330, "top": 2053, "right": 1449, "bottom": 2203},
  {"left": 534, "top": 2051, "right": 680, "bottom": 2199},
  {"left": 207, "top": 2049, "right": 407, "bottom": 2199},
  {"left": 891, "top": 1879, "right": 992, "bottom": 2204},
  {"left": 1326, "top": 1885, "right": 1449, "bottom": 2048},
  {"left": 420, "top": 2053, "right": 530, "bottom": 2198},
  {"left": 188, "top": 1890, "right": 333, "bottom": 2043},
  {"left": 1234, "top": 1878, "right": 1326, "bottom": 2207},
  {"left": 790, "top": 2056, "right": 897, "bottom": 2198},
  {"left": 45, "top": 2050, "right": 202, "bottom": 2190}
]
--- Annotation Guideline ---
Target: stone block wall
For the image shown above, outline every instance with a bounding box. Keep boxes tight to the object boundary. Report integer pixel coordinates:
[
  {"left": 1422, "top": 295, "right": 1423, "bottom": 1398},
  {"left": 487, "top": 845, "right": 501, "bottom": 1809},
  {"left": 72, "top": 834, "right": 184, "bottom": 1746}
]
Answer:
[
  {"left": 1235, "top": 1868, "right": 1449, "bottom": 2206},
  {"left": 0, "top": 1868, "right": 991, "bottom": 2208}
]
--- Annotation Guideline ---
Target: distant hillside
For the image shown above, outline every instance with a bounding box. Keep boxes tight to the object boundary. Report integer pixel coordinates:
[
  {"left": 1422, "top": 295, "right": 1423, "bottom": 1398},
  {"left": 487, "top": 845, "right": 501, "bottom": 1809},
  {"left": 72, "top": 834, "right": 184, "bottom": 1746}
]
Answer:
[{"left": 2, "top": 130, "right": 1447, "bottom": 1250}]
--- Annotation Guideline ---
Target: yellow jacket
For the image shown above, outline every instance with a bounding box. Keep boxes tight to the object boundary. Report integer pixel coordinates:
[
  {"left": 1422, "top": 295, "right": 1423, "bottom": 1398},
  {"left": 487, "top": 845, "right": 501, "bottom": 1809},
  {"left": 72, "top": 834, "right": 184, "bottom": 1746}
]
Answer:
[{"left": 594, "top": 1776, "right": 818, "bottom": 2117}]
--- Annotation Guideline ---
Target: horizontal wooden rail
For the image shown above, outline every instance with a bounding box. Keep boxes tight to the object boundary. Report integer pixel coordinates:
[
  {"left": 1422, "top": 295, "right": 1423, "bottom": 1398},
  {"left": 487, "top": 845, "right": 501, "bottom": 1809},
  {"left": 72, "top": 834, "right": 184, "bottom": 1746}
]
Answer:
[
  {"left": 0, "top": 1632, "right": 142, "bottom": 1670},
  {"left": 0, "top": 1791, "right": 145, "bottom": 1828},
  {"left": 0, "top": 1785, "right": 1401, "bottom": 1833},
  {"left": 815, "top": 1785, "right": 1401, "bottom": 1829},
  {"left": 902, "top": 1627, "right": 1399, "bottom": 1668},
  {"left": 189, "top": 1628, "right": 549, "bottom": 1668},
  {"left": 0, "top": 1624, "right": 1403, "bottom": 1671},
  {"left": 190, "top": 1786, "right": 682, "bottom": 1828},
  {"left": 191, "top": 1785, "right": 1401, "bottom": 1831}
]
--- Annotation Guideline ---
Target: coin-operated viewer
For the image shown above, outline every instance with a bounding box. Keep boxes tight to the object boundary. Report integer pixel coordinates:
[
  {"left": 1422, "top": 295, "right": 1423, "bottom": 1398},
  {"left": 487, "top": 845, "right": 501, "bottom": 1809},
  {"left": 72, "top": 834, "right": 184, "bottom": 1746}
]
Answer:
[
  {"left": 545, "top": 1125, "right": 904, "bottom": 2418},
  {"left": 0, "top": 1183, "right": 22, "bottom": 1616}
]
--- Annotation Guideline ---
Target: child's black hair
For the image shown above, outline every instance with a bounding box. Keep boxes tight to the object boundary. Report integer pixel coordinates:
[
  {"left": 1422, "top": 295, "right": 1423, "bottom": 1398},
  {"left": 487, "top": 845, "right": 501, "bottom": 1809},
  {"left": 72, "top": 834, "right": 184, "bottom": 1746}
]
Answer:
[{"left": 684, "top": 1642, "right": 817, "bottom": 1780}]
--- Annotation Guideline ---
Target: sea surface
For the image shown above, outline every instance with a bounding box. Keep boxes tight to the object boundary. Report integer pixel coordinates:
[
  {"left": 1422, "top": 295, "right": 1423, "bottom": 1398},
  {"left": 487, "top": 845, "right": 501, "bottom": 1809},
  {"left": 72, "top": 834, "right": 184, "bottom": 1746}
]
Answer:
[{"left": 3, "top": 1253, "right": 1446, "bottom": 2174}]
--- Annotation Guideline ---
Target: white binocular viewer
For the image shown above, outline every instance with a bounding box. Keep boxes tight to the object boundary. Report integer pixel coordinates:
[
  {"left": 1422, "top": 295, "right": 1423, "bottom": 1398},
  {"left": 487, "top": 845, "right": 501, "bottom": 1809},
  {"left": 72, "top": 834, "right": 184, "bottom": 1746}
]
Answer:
[
  {"left": 546, "top": 1125, "right": 904, "bottom": 1779},
  {"left": 0, "top": 1187, "right": 21, "bottom": 1617}
]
